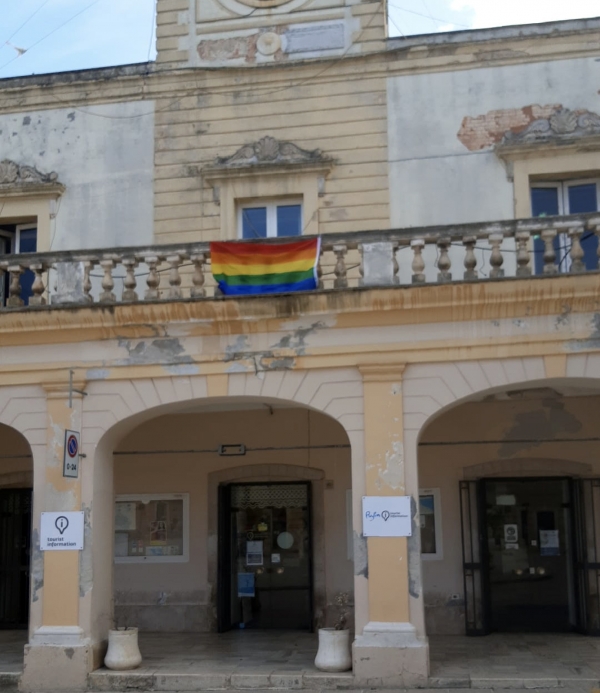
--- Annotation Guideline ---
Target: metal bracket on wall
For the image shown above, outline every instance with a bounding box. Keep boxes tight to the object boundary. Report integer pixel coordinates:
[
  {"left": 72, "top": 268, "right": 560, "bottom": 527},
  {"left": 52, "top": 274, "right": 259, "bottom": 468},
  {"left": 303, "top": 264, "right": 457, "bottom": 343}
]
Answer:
[{"left": 68, "top": 369, "right": 88, "bottom": 409}]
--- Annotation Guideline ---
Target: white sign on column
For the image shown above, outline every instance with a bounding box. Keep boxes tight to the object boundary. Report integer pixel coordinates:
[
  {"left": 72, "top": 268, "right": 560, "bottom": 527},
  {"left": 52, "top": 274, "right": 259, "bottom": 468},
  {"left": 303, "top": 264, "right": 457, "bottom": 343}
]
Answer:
[
  {"left": 362, "top": 496, "right": 412, "bottom": 537},
  {"left": 40, "top": 511, "right": 84, "bottom": 550}
]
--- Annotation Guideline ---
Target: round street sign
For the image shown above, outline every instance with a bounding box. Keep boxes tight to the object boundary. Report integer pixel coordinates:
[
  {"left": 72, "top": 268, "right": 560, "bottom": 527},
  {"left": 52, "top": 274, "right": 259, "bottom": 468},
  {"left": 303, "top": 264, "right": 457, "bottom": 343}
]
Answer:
[{"left": 67, "top": 434, "right": 78, "bottom": 458}]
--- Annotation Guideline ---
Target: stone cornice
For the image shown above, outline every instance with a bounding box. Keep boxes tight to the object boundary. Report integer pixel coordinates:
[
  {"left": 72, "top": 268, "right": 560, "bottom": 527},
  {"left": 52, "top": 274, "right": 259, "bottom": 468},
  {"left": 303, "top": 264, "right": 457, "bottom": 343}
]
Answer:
[
  {"left": 0, "top": 273, "right": 599, "bottom": 349},
  {"left": 1, "top": 25, "right": 600, "bottom": 115}
]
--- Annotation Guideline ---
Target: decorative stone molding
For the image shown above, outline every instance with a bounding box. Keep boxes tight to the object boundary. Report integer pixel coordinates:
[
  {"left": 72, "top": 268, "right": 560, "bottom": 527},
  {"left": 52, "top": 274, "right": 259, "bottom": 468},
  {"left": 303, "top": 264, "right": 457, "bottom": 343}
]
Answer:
[
  {"left": 495, "top": 107, "right": 600, "bottom": 180},
  {"left": 500, "top": 108, "right": 600, "bottom": 146},
  {"left": 211, "top": 136, "right": 333, "bottom": 170},
  {"left": 0, "top": 159, "right": 65, "bottom": 198}
]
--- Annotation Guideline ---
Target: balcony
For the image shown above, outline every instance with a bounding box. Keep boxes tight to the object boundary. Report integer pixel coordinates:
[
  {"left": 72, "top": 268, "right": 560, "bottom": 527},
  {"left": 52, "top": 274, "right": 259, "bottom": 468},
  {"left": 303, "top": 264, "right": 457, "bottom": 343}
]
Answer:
[{"left": 1, "top": 213, "right": 599, "bottom": 310}]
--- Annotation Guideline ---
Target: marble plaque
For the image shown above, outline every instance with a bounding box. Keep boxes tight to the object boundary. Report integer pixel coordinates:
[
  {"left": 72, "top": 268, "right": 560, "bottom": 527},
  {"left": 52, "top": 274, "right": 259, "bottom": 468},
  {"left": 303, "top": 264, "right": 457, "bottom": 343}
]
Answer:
[{"left": 284, "top": 22, "right": 345, "bottom": 54}]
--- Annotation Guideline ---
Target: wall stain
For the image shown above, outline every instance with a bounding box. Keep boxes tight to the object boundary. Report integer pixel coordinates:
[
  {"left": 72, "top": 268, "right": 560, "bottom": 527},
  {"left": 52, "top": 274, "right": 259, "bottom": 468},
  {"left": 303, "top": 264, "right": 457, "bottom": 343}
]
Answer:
[
  {"left": 79, "top": 504, "right": 93, "bottom": 597},
  {"left": 271, "top": 321, "right": 327, "bottom": 356},
  {"left": 407, "top": 496, "right": 420, "bottom": 599},
  {"left": 568, "top": 313, "right": 600, "bottom": 351},
  {"left": 31, "top": 529, "right": 43, "bottom": 602},
  {"left": 117, "top": 338, "right": 193, "bottom": 365},
  {"left": 498, "top": 398, "right": 582, "bottom": 457},
  {"left": 379, "top": 440, "right": 404, "bottom": 490},
  {"left": 353, "top": 532, "right": 368, "bottom": 578}
]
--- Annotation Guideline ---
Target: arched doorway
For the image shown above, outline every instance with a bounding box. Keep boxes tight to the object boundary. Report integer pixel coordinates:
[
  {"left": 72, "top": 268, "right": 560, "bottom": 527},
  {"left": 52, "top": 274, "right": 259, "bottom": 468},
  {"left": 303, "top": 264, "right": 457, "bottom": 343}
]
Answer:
[
  {"left": 0, "top": 422, "right": 33, "bottom": 632},
  {"left": 417, "top": 379, "right": 600, "bottom": 637},
  {"left": 110, "top": 398, "right": 354, "bottom": 635}
]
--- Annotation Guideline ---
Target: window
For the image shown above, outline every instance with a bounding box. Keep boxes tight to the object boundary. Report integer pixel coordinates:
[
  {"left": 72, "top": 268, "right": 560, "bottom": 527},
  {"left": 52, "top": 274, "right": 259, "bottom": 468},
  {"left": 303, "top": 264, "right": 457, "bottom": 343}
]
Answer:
[
  {"left": 530, "top": 178, "right": 599, "bottom": 273},
  {"left": 239, "top": 199, "right": 302, "bottom": 239},
  {"left": 419, "top": 488, "right": 442, "bottom": 560},
  {"left": 114, "top": 493, "right": 189, "bottom": 563},
  {"left": 0, "top": 223, "right": 37, "bottom": 305}
]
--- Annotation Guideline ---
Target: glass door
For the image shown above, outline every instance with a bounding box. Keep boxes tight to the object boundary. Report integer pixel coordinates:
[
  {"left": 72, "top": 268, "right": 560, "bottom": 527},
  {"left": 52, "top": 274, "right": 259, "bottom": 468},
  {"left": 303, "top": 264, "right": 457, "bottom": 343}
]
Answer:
[
  {"left": 220, "top": 482, "right": 312, "bottom": 630},
  {"left": 484, "top": 478, "right": 575, "bottom": 632}
]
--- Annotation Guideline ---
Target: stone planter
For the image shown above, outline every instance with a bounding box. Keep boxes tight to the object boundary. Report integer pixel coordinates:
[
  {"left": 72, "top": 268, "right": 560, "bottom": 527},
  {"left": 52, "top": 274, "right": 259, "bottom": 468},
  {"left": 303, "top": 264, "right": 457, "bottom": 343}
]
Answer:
[
  {"left": 314, "top": 628, "right": 352, "bottom": 672},
  {"left": 104, "top": 627, "right": 142, "bottom": 671}
]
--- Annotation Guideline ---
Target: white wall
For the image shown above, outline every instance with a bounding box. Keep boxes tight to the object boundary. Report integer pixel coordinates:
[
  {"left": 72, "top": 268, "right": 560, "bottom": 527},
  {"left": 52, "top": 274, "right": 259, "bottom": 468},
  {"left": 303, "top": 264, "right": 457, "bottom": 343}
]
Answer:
[
  {"left": 387, "top": 56, "right": 600, "bottom": 228},
  {"left": 0, "top": 101, "right": 154, "bottom": 251}
]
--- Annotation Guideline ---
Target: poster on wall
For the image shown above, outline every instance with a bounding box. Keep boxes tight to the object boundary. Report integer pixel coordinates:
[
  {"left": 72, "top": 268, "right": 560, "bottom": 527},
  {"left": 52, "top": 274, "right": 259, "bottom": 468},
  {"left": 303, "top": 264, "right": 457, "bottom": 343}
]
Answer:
[
  {"left": 362, "top": 496, "right": 412, "bottom": 537},
  {"left": 115, "top": 502, "right": 136, "bottom": 531},
  {"left": 150, "top": 520, "right": 167, "bottom": 545},
  {"left": 40, "top": 511, "right": 84, "bottom": 551}
]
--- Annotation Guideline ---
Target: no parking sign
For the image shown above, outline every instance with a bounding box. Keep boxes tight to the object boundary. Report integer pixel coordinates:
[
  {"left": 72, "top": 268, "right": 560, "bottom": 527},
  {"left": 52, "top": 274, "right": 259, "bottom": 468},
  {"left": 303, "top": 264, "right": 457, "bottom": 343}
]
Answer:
[{"left": 63, "top": 430, "right": 81, "bottom": 478}]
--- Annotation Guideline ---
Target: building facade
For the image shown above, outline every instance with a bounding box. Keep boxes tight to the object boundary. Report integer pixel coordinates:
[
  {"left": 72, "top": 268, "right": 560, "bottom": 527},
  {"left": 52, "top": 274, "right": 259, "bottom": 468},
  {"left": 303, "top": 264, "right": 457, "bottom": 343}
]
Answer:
[{"left": 0, "top": 0, "right": 600, "bottom": 689}]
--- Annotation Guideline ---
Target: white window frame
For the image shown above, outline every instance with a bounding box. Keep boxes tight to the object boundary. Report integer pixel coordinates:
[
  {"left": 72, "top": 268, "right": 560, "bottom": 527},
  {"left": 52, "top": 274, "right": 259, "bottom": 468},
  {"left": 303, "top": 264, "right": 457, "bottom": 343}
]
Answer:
[
  {"left": 531, "top": 178, "right": 600, "bottom": 273},
  {"left": 237, "top": 197, "right": 303, "bottom": 239},
  {"left": 419, "top": 487, "right": 443, "bottom": 561},
  {"left": 114, "top": 493, "right": 190, "bottom": 564},
  {"left": 0, "top": 223, "right": 37, "bottom": 254},
  {"left": 531, "top": 178, "right": 600, "bottom": 215}
]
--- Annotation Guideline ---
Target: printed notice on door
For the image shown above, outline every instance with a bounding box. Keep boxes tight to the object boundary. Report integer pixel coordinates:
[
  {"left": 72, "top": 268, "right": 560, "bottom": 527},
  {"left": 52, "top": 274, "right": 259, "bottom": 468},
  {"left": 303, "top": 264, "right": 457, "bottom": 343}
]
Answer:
[{"left": 540, "top": 529, "right": 560, "bottom": 556}]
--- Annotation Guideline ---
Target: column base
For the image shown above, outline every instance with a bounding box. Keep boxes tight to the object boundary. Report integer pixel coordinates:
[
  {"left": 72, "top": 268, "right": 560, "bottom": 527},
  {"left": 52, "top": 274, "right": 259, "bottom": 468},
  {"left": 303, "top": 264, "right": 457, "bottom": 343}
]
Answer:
[
  {"left": 353, "top": 621, "right": 429, "bottom": 687},
  {"left": 21, "top": 627, "right": 92, "bottom": 692}
]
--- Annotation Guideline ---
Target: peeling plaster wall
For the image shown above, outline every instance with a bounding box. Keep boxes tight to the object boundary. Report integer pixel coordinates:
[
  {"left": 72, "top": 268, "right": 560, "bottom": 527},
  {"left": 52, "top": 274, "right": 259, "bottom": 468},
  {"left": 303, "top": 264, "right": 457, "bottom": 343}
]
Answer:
[
  {"left": 0, "top": 101, "right": 154, "bottom": 251},
  {"left": 387, "top": 56, "right": 600, "bottom": 228},
  {"left": 113, "top": 407, "right": 353, "bottom": 631},
  {"left": 418, "top": 393, "right": 600, "bottom": 634}
]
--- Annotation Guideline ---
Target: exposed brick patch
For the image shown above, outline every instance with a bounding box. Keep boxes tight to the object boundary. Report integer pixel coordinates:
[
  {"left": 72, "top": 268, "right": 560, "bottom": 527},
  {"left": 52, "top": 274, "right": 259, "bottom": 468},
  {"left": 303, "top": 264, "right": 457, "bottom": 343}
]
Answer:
[
  {"left": 457, "top": 104, "right": 562, "bottom": 151},
  {"left": 197, "top": 27, "right": 286, "bottom": 64}
]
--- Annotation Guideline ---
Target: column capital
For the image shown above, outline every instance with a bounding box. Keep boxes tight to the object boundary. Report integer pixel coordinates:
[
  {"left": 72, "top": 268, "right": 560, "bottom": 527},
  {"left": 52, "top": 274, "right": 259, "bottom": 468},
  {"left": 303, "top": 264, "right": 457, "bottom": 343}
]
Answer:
[{"left": 358, "top": 362, "right": 406, "bottom": 382}]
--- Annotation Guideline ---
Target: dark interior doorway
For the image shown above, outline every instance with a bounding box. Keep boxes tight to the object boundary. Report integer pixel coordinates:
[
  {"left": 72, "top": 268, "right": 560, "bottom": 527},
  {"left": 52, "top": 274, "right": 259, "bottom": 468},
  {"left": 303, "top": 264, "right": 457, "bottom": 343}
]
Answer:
[
  {"left": 483, "top": 478, "right": 575, "bottom": 632},
  {"left": 218, "top": 482, "right": 313, "bottom": 631},
  {"left": 0, "top": 489, "right": 32, "bottom": 629}
]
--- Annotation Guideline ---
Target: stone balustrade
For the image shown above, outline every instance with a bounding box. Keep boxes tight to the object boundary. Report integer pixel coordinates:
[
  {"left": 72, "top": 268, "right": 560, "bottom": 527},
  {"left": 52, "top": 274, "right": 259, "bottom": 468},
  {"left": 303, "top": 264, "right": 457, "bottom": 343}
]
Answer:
[{"left": 1, "top": 213, "right": 599, "bottom": 309}]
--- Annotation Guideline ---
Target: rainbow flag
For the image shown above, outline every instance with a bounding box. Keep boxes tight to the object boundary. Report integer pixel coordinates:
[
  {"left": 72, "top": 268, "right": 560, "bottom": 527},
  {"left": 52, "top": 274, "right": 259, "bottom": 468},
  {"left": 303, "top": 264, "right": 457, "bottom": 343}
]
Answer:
[{"left": 210, "top": 238, "right": 321, "bottom": 296}]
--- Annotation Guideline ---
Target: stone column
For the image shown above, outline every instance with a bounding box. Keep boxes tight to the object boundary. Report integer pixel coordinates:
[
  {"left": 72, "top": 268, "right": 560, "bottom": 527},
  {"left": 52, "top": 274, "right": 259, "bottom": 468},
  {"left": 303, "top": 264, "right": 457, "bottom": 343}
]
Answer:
[
  {"left": 352, "top": 364, "right": 429, "bottom": 687},
  {"left": 22, "top": 381, "right": 91, "bottom": 692}
]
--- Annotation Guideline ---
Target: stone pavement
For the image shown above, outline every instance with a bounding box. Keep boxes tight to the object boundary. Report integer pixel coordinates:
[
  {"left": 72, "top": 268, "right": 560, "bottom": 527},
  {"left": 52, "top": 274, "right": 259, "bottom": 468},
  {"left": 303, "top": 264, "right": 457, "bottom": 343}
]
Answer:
[
  {"left": 3, "top": 630, "right": 600, "bottom": 691},
  {"left": 429, "top": 634, "right": 600, "bottom": 688}
]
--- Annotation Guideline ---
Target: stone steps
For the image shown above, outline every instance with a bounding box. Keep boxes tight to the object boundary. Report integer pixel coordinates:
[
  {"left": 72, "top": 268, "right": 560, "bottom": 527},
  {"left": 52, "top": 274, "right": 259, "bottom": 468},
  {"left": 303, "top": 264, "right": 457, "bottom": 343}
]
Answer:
[
  {"left": 0, "top": 672, "right": 19, "bottom": 691},
  {"left": 87, "top": 670, "right": 600, "bottom": 692},
  {"left": 88, "top": 670, "right": 355, "bottom": 691}
]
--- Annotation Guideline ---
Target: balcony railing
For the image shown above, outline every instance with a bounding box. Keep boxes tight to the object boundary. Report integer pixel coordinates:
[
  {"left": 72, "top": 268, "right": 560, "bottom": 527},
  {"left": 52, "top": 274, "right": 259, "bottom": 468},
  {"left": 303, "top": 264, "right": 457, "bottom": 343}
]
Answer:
[{"left": 1, "top": 213, "right": 599, "bottom": 309}]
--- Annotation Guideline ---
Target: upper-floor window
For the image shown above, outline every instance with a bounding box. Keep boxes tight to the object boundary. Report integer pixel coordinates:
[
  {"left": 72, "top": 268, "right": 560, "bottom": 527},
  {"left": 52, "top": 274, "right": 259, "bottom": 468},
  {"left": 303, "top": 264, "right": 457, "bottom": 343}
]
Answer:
[
  {"left": 0, "top": 223, "right": 37, "bottom": 305},
  {"left": 239, "top": 199, "right": 302, "bottom": 239},
  {"left": 531, "top": 178, "right": 599, "bottom": 273}
]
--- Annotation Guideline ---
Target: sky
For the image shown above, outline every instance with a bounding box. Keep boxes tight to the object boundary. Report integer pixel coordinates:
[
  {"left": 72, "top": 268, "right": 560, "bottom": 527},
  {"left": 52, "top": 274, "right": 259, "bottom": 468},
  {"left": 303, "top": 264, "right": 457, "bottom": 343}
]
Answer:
[{"left": 0, "top": 0, "right": 598, "bottom": 79}]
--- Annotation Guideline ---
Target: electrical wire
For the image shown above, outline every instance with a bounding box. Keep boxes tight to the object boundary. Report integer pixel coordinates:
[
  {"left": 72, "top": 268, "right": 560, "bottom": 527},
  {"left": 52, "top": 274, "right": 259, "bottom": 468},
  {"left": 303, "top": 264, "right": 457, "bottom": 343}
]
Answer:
[
  {"left": 146, "top": 0, "right": 157, "bottom": 63},
  {"left": 15, "top": 0, "right": 385, "bottom": 120},
  {"left": 0, "top": 0, "right": 53, "bottom": 51},
  {"left": 388, "top": 2, "right": 471, "bottom": 28},
  {"left": 0, "top": 0, "right": 106, "bottom": 74}
]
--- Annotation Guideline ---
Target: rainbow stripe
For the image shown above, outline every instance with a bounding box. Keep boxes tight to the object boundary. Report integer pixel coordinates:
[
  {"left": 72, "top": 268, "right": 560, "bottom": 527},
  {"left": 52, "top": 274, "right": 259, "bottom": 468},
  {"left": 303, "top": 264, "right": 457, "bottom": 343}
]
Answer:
[{"left": 210, "top": 239, "right": 321, "bottom": 296}]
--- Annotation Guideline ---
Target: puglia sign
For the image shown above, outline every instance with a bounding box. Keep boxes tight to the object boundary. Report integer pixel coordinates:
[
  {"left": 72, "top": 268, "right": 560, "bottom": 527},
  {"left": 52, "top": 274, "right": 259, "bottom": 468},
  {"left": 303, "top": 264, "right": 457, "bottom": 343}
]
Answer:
[
  {"left": 362, "top": 496, "right": 412, "bottom": 537},
  {"left": 40, "top": 511, "right": 84, "bottom": 551}
]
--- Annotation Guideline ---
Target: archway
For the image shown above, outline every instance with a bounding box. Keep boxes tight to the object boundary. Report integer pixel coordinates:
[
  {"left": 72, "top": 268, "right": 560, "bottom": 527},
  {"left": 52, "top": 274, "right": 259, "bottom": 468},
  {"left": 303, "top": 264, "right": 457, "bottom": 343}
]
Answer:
[
  {"left": 82, "top": 369, "right": 365, "bottom": 677},
  {"left": 0, "top": 422, "right": 34, "bottom": 678},
  {"left": 109, "top": 399, "right": 353, "bottom": 635},
  {"left": 415, "top": 378, "right": 600, "bottom": 638}
]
